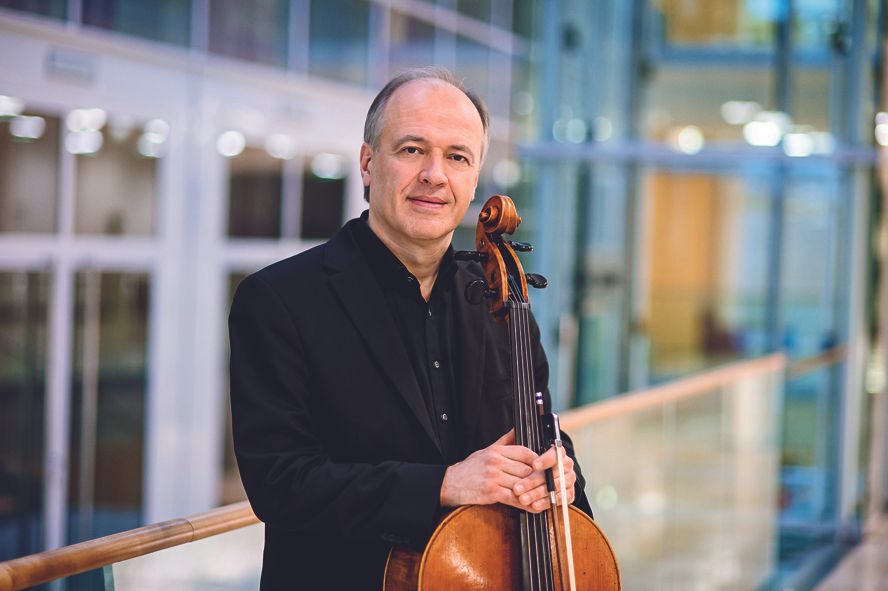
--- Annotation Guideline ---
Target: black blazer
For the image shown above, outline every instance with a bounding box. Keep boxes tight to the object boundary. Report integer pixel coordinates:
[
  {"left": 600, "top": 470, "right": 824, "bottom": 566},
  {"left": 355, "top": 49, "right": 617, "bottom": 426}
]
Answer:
[{"left": 229, "top": 218, "right": 592, "bottom": 590}]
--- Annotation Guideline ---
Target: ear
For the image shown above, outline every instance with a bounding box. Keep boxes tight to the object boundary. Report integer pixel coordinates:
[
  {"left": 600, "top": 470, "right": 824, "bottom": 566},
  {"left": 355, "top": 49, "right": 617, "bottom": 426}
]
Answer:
[{"left": 359, "top": 143, "right": 372, "bottom": 188}]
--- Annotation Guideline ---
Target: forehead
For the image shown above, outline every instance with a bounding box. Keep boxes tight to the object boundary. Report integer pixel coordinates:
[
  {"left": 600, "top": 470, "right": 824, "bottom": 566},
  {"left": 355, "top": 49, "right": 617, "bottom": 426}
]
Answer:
[{"left": 380, "top": 79, "right": 484, "bottom": 143}]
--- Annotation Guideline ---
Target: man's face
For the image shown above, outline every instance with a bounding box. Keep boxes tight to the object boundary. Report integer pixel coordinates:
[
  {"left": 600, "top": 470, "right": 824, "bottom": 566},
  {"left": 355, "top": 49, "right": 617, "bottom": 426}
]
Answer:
[{"left": 360, "top": 80, "right": 484, "bottom": 250}]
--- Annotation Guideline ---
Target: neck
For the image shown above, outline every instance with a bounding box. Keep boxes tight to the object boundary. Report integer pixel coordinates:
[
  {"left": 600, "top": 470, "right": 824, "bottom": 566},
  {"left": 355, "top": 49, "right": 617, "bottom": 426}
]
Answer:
[{"left": 367, "top": 218, "right": 450, "bottom": 301}]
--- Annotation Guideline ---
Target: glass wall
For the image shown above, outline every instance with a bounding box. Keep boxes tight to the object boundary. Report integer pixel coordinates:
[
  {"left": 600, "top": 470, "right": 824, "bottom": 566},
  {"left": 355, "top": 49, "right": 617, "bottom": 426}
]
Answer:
[
  {"left": 82, "top": 0, "right": 191, "bottom": 46},
  {"left": 0, "top": 112, "right": 59, "bottom": 233},
  {"left": 0, "top": 271, "right": 48, "bottom": 561},
  {"left": 68, "top": 271, "right": 150, "bottom": 543},
  {"left": 522, "top": 0, "right": 880, "bottom": 586}
]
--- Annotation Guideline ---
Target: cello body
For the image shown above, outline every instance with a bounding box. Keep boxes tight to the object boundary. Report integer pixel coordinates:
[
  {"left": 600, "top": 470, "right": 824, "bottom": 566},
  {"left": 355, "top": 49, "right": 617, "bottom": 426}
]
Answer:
[{"left": 384, "top": 504, "right": 621, "bottom": 590}]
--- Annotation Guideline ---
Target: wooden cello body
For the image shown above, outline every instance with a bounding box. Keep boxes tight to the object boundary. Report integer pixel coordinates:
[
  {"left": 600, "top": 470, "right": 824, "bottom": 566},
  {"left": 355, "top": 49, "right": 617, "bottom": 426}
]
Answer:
[
  {"left": 385, "top": 505, "right": 620, "bottom": 590},
  {"left": 383, "top": 196, "right": 621, "bottom": 590}
]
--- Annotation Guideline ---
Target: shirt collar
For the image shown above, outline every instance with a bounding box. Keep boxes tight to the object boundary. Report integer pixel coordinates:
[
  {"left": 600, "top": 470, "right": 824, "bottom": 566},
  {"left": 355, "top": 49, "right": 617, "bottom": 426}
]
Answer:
[{"left": 351, "top": 211, "right": 458, "bottom": 293}]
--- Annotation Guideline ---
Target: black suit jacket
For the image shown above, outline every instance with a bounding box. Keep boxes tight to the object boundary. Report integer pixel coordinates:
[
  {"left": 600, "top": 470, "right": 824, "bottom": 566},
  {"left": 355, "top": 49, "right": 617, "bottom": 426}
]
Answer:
[{"left": 229, "top": 218, "right": 592, "bottom": 590}]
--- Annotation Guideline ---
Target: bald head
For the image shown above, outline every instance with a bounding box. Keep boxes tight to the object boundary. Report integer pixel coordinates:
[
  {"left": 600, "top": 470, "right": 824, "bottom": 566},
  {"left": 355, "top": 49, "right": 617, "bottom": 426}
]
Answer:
[{"left": 363, "top": 67, "right": 490, "bottom": 172}]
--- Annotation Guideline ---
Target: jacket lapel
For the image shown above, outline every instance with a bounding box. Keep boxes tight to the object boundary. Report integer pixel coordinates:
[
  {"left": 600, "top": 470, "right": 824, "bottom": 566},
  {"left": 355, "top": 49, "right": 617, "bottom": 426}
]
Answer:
[
  {"left": 324, "top": 222, "right": 444, "bottom": 458},
  {"left": 452, "top": 265, "right": 488, "bottom": 452}
]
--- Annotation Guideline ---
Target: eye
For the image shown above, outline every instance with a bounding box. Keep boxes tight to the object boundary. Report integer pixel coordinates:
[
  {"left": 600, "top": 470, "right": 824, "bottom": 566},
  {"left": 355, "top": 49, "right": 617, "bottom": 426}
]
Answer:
[
  {"left": 402, "top": 146, "right": 421, "bottom": 155},
  {"left": 449, "top": 153, "right": 470, "bottom": 165}
]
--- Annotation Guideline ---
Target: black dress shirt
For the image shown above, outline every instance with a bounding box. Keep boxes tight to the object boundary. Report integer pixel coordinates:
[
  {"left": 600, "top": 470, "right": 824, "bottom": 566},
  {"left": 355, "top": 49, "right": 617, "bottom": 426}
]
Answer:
[{"left": 351, "top": 216, "right": 464, "bottom": 463}]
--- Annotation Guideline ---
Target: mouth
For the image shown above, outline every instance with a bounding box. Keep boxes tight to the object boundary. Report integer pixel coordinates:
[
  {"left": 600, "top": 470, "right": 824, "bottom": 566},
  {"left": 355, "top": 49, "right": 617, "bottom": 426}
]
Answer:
[{"left": 408, "top": 196, "right": 448, "bottom": 208}]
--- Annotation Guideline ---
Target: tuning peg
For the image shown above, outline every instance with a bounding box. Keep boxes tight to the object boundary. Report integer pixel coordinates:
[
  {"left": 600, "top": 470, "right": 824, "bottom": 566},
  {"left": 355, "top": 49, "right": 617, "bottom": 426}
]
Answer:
[
  {"left": 454, "top": 250, "right": 488, "bottom": 262},
  {"left": 465, "top": 279, "right": 487, "bottom": 304},
  {"left": 526, "top": 273, "right": 548, "bottom": 289},
  {"left": 507, "top": 240, "right": 533, "bottom": 252},
  {"left": 466, "top": 279, "right": 500, "bottom": 304}
]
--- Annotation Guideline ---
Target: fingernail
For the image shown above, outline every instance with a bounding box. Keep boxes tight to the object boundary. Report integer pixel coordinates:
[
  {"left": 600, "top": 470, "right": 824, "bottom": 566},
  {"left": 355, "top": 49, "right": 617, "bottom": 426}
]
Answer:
[
  {"left": 515, "top": 484, "right": 524, "bottom": 494},
  {"left": 520, "top": 494, "right": 530, "bottom": 504}
]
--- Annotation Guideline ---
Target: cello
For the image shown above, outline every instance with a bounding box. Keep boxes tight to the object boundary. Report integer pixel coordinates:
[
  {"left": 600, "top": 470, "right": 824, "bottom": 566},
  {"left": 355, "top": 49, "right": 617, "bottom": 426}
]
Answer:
[{"left": 383, "top": 195, "right": 621, "bottom": 590}]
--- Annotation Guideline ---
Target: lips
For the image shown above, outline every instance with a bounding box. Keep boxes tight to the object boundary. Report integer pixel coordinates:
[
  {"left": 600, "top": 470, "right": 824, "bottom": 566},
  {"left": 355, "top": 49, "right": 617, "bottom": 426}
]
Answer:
[{"left": 408, "top": 196, "right": 448, "bottom": 207}]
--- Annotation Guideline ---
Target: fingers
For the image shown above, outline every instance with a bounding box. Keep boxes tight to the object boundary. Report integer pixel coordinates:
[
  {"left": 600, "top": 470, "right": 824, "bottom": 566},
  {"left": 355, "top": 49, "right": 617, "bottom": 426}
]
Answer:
[
  {"left": 493, "top": 428, "right": 515, "bottom": 445},
  {"left": 531, "top": 446, "right": 573, "bottom": 472},
  {"left": 511, "top": 447, "right": 577, "bottom": 514}
]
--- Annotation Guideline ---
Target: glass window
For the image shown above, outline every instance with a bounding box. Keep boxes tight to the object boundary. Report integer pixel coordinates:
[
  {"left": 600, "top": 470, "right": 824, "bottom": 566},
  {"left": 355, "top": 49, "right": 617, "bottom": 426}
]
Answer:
[
  {"left": 389, "top": 11, "right": 435, "bottom": 77},
  {"left": 485, "top": 48, "right": 511, "bottom": 119},
  {"left": 82, "top": 0, "right": 191, "bottom": 46},
  {"left": 652, "top": 0, "right": 777, "bottom": 49},
  {"left": 456, "top": 0, "right": 490, "bottom": 23},
  {"left": 794, "top": 0, "right": 841, "bottom": 52},
  {"left": 0, "top": 0, "right": 66, "bottom": 19},
  {"left": 779, "top": 171, "right": 842, "bottom": 359},
  {"left": 642, "top": 169, "right": 771, "bottom": 380},
  {"left": 227, "top": 147, "right": 283, "bottom": 239},
  {"left": 0, "top": 271, "right": 48, "bottom": 561},
  {"left": 208, "top": 0, "right": 289, "bottom": 68},
  {"left": 301, "top": 153, "right": 346, "bottom": 240},
  {"left": 791, "top": 69, "right": 830, "bottom": 133},
  {"left": 455, "top": 36, "right": 489, "bottom": 102},
  {"left": 68, "top": 271, "right": 149, "bottom": 542},
  {"left": 512, "top": 1, "right": 535, "bottom": 39},
  {"left": 0, "top": 112, "right": 59, "bottom": 233},
  {"left": 308, "top": 0, "right": 369, "bottom": 85},
  {"left": 74, "top": 118, "right": 159, "bottom": 235},
  {"left": 573, "top": 163, "right": 632, "bottom": 403},
  {"left": 643, "top": 65, "right": 774, "bottom": 143}
]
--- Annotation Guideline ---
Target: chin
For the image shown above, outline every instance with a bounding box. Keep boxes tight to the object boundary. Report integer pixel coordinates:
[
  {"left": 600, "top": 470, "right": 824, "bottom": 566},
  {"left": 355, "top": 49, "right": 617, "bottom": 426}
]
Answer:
[{"left": 407, "top": 221, "right": 455, "bottom": 243}]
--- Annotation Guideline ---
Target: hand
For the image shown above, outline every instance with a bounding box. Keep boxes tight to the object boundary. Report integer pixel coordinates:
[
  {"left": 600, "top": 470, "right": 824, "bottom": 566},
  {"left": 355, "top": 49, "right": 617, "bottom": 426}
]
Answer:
[
  {"left": 439, "top": 429, "right": 538, "bottom": 509},
  {"left": 511, "top": 446, "right": 576, "bottom": 514}
]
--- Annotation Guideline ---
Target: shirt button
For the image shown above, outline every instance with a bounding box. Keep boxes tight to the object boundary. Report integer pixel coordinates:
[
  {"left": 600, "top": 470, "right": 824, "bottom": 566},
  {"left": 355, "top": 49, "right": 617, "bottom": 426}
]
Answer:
[
  {"left": 441, "top": 413, "right": 448, "bottom": 421},
  {"left": 427, "top": 308, "right": 432, "bottom": 318},
  {"left": 433, "top": 360, "right": 440, "bottom": 369}
]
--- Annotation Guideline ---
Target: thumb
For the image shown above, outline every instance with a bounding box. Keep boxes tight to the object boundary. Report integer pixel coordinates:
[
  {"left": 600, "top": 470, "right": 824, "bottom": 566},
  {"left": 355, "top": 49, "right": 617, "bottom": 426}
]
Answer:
[{"left": 494, "top": 428, "right": 515, "bottom": 445}]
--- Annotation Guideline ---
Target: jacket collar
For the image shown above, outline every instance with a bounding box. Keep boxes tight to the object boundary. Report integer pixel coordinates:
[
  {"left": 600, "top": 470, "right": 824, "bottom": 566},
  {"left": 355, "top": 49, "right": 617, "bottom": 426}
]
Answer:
[
  {"left": 323, "top": 218, "right": 491, "bottom": 460},
  {"left": 324, "top": 219, "right": 444, "bottom": 457}
]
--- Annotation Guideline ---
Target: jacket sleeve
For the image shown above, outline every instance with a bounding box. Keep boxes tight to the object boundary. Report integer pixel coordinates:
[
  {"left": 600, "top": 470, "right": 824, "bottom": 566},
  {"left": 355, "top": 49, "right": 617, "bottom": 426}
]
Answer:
[
  {"left": 229, "top": 273, "right": 446, "bottom": 547},
  {"left": 528, "top": 311, "right": 595, "bottom": 519}
]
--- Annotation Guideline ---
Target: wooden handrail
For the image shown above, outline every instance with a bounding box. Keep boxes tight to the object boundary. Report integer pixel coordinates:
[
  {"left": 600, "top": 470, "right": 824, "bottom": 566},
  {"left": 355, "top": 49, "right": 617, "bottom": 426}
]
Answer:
[
  {"left": 0, "top": 501, "right": 259, "bottom": 591},
  {"left": 560, "top": 346, "right": 847, "bottom": 431},
  {"left": 0, "top": 348, "right": 846, "bottom": 590},
  {"left": 786, "top": 344, "right": 848, "bottom": 379},
  {"left": 560, "top": 353, "right": 787, "bottom": 430}
]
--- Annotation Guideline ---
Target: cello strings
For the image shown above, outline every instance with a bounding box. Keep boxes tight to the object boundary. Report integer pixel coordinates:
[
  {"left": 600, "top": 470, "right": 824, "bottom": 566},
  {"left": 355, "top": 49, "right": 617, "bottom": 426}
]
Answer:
[
  {"left": 507, "top": 290, "right": 536, "bottom": 590},
  {"left": 508, "top": 288, "right": 540, "bottom": 590},
  {"left": 509, "top": 279, "right": 554, "bottom": 591},
  {"left": 517, "top": 301, "right": 554, "bottom": 591}
]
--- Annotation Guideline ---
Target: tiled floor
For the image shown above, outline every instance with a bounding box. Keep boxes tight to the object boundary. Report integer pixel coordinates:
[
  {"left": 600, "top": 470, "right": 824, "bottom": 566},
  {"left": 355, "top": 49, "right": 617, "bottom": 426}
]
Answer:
[{"left": 814, "top": 513, "right": 888, "bottom": 591}]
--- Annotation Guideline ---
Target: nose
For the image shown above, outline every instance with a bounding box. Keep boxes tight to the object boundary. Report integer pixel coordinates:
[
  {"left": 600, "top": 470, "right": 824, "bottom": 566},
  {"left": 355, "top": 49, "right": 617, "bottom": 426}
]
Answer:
[{"left": 419, "top": 152, "right": 447, "bottom": 186}]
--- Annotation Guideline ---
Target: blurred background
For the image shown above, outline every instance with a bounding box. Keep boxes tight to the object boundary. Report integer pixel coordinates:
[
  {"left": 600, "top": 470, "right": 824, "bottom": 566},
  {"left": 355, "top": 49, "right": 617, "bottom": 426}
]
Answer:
[{"left": 0, "top": 0, "right": 887, "bottom": 589}]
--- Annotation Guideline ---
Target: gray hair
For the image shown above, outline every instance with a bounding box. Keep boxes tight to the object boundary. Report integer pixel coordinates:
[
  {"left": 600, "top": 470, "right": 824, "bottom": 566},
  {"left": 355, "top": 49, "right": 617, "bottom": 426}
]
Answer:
[{"left": 362, "top": 66, "right": 490, "bottom": 201}]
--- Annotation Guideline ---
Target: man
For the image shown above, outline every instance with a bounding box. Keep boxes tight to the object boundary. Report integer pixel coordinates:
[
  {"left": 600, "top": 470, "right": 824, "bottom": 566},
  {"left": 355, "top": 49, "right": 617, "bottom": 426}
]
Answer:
[{"left": 229, "top": 67, "right": 593, "bottom": 590}]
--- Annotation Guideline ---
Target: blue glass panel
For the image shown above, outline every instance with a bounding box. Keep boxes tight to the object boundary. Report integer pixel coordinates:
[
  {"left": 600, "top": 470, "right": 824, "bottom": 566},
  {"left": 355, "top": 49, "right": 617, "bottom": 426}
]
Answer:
[
  {"left": 82, "top": 0, "right": 191, "bottom": 46},
  {"left": 389, "top": 11, "right": 435, "bottom": 77},
  {"left": 0, "top": 272, "right": 48, "bottom": 561},
  {"left": 308, "top": 0, "right": 369, "bottom": 85},
  {"left": 68, "top": 272, "right": 149, "bottom": 543},
  {"left": 0, "top": 0, "right": 65, "bottom": 19},
  {"left": 455, "top": 35, "right": 488, "bottom": 101},
  {"left": 208, "top": 0, "right": 289, "bottom": 68},
  {"left": 456, "top": 0, "right": 490, "bottom": 23},
  {"left": 778, "top": 169, "right": 842, "bottom": 359}
]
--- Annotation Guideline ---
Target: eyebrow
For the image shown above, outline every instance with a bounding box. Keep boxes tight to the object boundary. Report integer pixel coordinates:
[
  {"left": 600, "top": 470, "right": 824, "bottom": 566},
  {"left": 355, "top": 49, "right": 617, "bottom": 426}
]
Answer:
[{"left": 393, "top": 134, "right": 476, "bottom": 161}]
